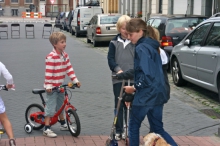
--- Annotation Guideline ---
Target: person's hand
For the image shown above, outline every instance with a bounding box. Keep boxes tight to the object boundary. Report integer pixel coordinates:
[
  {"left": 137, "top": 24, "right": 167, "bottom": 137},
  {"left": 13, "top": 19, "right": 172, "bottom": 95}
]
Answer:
[
  {"left": 117, "top": 70, "right": 123, "bottom": 74},
  {"left": 125, "top": 102, "right": 131, "bottom": 108},
  {"left": 46, "top": 89, "right": 52, "bottom": 93},
  {"left": 6, "top": 84, "right": 13, "bottom": 89},
  {"left": 76, "top": 82, "right": 81, "bottom": 88},
  {"left": 124, "top": 86, "right": 135, "bottom": 94}
]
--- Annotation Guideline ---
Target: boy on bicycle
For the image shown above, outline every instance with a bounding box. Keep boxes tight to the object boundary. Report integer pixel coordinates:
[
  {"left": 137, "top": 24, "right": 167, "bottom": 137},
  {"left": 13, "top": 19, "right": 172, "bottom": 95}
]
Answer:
[
  {"left": 0, "top": 62, "right": 16, "bottom": 146},
  {"left": 43, "top": 32, "right": 81, "bottom": 138}
]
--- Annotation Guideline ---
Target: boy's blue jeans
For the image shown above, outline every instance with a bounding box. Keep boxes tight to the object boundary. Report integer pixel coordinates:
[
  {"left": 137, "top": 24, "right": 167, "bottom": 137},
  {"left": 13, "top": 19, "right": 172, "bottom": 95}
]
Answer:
[{"left": 129, "top": 105, "right": 178, "bottom": 146}]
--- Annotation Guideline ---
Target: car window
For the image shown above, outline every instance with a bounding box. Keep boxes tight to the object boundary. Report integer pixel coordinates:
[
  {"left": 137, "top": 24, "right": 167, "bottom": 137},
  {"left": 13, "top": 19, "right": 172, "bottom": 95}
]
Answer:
[
  {"left": 151, "top": 19, "right": 162, "bottom": 29},
  {"left": 189, "top": 23, "right": 211, "bottom": 46},
  {"left": 205, "top": 23, "right": 220, "bottom": 46},
  {"left": 100, "top": 16, "right": 120, "bottom": 24},
  {"left": 166, "top": 18, "right": 206, "bottom": 33},
  {"left": 147, "top": 19, "right": 154, "bottom": 25}
]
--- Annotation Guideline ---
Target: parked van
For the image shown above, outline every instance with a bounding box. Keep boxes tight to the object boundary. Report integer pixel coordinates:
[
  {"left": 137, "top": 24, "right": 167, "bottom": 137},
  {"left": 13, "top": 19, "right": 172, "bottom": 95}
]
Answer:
[{"left": 71, "top": 6, "right": 103, "bottom": 37}]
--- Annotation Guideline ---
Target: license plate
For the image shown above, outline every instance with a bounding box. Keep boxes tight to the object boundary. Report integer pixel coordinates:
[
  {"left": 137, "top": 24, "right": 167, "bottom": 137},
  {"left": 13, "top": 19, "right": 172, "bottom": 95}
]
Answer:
[{"left": 107, "top": 27, "right": 116, "bottom": 30}]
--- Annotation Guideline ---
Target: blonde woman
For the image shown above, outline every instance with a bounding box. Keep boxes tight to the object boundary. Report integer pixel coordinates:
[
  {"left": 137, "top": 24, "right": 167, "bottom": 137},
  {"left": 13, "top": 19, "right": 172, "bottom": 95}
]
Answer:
[{"left": 107, "top": 15, "right": 135, "bottom": 140}]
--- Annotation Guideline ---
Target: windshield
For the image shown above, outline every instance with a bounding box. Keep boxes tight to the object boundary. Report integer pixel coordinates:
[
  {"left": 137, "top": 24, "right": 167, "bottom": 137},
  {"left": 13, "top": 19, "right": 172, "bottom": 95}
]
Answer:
[
  {"left": 100, "top": 16, "right": 120, "bottom": 24},
  {"left": 165, "top": 17, "right": 206, "bottom": 34}
]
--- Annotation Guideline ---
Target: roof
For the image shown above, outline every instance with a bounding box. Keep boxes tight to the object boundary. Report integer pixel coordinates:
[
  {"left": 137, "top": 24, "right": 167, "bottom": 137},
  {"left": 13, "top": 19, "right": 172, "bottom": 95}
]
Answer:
[{"left": 150, "top": 14, "right": 207, "bottom": 19}]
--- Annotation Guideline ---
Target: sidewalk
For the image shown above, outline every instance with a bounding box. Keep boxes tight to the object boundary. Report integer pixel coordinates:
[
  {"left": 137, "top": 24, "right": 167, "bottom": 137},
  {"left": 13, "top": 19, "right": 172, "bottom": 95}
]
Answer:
[{"left": 1, "top": 135, "right": 220, "bottom": 146}]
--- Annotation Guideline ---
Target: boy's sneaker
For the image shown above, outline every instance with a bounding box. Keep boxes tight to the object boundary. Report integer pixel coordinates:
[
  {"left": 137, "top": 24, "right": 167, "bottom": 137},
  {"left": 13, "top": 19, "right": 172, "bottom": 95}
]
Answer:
[
  {"left": 43, "top": 129, "right": 57, "bottom": 138},
  {"left": 115, "top": 133, "right": 121, "bottom": 141},
  {"left": 60, "top": 123, "right": 69, "bottom": 131},
  {"left": 9, "top": 139, "right": 16, "bottom": 146}
]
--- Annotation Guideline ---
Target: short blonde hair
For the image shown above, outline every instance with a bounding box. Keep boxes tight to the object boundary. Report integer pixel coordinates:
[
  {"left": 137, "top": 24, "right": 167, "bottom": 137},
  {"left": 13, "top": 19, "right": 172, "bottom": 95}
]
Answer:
[
  {"left": 152, "top": 28, "right": 160, "bottom": 42},
  {"left": 116, "top": 15, "right": 131, "bottom": 31},
  {"left": 49, "top": 32, "right": 66, "bottom": 45}
]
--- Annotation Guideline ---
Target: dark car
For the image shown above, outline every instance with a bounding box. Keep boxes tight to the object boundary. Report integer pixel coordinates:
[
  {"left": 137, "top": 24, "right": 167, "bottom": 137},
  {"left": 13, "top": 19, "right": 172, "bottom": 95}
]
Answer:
[
  {"left": 60, "top": 11, "right": 69, "bottom": 30},
  {"left": 146, "top": 14, "right": 207, "bottom": 55},
  {"left": 55, "top": 12, "right": 65, "bottom": 25},
  {"left": 66, "top": 10, "right": 74, "bottom": 33}
]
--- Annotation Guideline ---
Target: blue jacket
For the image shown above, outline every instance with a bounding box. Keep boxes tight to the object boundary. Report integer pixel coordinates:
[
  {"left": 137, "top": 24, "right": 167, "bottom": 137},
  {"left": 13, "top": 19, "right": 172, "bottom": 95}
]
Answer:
[{"left": 133, "top": 37, "right": 168, "bottom": 106}]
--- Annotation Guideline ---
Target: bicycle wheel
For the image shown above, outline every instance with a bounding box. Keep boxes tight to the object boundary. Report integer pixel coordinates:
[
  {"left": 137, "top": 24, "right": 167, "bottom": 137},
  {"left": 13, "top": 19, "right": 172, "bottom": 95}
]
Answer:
[
  {"left": 66, "top": 109, "right": 81, "bottom": 137},
  {"left": 25, "top": 104, "right": 44, "bottom": 130}
]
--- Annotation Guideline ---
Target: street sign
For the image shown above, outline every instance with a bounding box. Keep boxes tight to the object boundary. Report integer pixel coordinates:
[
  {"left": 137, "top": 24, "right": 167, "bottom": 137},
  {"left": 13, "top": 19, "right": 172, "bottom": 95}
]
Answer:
[{"left": 50, "top": 0, "right": 54, "bottom": 4}]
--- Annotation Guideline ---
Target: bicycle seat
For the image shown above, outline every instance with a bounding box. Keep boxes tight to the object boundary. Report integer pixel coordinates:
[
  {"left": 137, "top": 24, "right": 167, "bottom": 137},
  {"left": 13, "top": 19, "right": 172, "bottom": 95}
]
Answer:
[{"left": 32, "top": 89, "right": 45, "bottom": 94}]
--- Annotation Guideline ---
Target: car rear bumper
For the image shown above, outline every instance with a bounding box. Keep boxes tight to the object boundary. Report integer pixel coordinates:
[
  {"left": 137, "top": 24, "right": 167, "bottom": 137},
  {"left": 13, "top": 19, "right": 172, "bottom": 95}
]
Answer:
[{"left": 94, "top": 34, "right": 116, "bottom": 42}]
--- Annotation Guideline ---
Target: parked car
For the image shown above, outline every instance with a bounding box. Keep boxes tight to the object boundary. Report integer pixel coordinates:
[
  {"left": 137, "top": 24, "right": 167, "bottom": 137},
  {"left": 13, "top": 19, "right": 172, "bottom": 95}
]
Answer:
[
  {"left": 146, "top": 14, "right": 207, "bottom": 55},
  {"left": 86, "top": 14, "right": 122, "bottom": 47},
  {"left": 71, "top": 6, "right": 103, "bottom": 37},
  {"left": 55, "top": 12, "right": 65, "bottom": 25},
  {"left": 60, "top": 11, "right": 69, "bottom": 30},
  {"left": 170, "top": 17, "right": 220, "bottom": 102},
  {"left": 210, "top": 12, "right": 220, "bottom": 18},
  {"left": 65, "top": 10, "right": 74, "bottom": 32}
]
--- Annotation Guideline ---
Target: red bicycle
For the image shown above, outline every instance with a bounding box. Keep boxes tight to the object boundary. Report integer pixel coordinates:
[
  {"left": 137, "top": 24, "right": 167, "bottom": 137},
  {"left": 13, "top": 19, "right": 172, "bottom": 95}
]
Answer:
[{"left": 24, "top": 83, "right": 81, "bottom": 137}]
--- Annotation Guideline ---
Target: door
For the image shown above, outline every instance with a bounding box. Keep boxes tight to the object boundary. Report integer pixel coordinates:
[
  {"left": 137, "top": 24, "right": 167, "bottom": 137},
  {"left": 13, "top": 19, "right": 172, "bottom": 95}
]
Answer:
[
  {"left": 196, "top": 22, "right": 220, "bottom": 84},
  {"left": 179, "top": 23, "right": 211, "bottom": 80},
  {"left": 87, "top": 17, "right": 94, "bottom": 39},
  {"left": 40, "top": 4, "right": 45, "bottom": 16}
]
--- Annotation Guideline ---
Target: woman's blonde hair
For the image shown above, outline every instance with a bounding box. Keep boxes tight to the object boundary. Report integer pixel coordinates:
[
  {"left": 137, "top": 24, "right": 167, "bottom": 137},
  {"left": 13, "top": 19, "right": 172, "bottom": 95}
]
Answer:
[
  {"left": 116, "top": 15, "right": 131, "bottom": 31},
  {"left": 49, "top": 32, "right": 66, "bottom": 45}
]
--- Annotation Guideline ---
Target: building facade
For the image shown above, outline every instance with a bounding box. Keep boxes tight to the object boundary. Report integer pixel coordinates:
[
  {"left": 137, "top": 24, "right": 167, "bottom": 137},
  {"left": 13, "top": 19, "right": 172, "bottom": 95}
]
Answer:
[
  {"left": 0, "top": 0, "right": 118, "bottom": 17},
  {"left": 118, "top": 0, "right": 220, "bottom": 21}
]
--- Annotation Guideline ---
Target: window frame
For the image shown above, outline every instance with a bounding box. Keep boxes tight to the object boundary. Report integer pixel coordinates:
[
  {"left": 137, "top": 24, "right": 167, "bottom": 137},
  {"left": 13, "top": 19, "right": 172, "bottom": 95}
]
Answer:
[
  {"left": 11, "top": 0, "right": 19, "bottom": 3},
  {"left": 25, "top": 0, "right": 33, "bottom": 4}
]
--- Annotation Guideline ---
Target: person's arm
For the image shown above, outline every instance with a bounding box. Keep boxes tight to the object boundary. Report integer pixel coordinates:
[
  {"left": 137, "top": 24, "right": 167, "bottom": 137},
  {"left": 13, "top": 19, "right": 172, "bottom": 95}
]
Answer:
[
  {"left": 116, "top": 69, "right": 134, "bottom": 80},
  {"left": 65, "top": 54, "right": 79, "bottom": 84},
  {"left": 107, "top": 42, "right": 122, "bottom": 72},
  {"left": 134, "top": 45, "right": 155, "bottom": 90},
  {"left": 0, "top": 62, "right": 13, "bottom": 84},
  {"left": 44, "top": 57, "right": 55, "bottom": 90}
]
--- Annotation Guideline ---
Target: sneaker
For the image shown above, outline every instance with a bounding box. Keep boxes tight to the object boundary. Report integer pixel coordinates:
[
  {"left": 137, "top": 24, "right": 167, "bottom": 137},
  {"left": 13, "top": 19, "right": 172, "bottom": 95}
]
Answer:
[
  {"left": 43, "top": 129, "right": 57, "bottom": 138},
  {"left": 60, "top": 123, "right": 69, "bottom": 131},
  {"left": 115, "top": 133, "right": 121, "bottom": 141},
  {"left": 9, "top": 139, "right": 16, "bottom": 146}
]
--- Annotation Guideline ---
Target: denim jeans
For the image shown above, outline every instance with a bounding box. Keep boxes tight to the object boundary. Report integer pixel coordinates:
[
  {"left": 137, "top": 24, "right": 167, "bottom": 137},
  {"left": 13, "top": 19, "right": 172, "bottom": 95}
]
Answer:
[{"left": 129, "top": 105, "right": 178, "bottom": 146}]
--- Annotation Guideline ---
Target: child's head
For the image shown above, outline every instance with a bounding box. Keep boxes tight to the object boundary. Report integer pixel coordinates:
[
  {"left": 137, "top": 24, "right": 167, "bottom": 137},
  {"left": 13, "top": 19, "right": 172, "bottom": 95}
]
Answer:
[
  {"left": 49, "top": 32, "right": 66, "bottom": 46},
  {"left": 116, "top": 15, "right": 131, "bottom": 38}
]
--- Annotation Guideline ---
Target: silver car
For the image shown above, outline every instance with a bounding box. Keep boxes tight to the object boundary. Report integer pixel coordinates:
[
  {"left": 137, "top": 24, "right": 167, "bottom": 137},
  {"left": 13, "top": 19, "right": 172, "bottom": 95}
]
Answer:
[
  {"left": 170, "top": 17, "right": 220, "bottom": 102},
  {"left": 86, "top": 14, "right": 122, "bottom": 47}
]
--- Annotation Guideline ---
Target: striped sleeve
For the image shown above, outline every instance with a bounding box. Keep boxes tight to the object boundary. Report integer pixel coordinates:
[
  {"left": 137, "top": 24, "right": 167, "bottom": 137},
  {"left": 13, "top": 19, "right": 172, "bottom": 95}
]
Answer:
[
  {"left": 44, "top": 56, "right": 54, "bottom": 89},
  {"left": 65, "top": 54, "right": 78, "bottom": 83}
]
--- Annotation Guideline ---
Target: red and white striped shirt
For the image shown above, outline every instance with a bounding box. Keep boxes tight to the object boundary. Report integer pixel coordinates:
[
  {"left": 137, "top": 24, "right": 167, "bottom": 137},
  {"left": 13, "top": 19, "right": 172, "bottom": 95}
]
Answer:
[{"left": 44, "top": 49, "right": 78, "bottom": 89}]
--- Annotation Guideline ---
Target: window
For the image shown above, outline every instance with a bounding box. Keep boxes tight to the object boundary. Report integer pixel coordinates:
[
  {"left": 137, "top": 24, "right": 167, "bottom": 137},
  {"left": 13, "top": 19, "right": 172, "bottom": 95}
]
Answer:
[
  {"left": 0, "top": 0, "right": 5, "bottom": 3},
  {"left": 11, "top": 0, "right": 18, "bottom": 3},
  {"left": 100, "top": 16, "right": 120, "bottom": 24},
  {"left": 205, "top": 23, "right": 220, "bottom": 46},
  {"left": 159, "top": 0, "right": 162, "bottom": 13},
  {"left": 151, "top": 19, "right": 161, "bottom": 29},
  {"left": 189, "top": 23, "right": 211, "bottom": 46},
  {"left": 25, "top": 0, "right": 32, "bottom": 3},
  {"left": 147, "top": 19, "right": 154, "bottom": 25}
]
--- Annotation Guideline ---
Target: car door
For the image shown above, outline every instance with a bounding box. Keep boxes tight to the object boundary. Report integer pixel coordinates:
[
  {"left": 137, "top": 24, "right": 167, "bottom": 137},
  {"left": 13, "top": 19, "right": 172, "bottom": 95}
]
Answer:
[
  {"left": 179, "top": 23, "right": 211, "bottom": 80},
  {"left": 91, "top": 16, "right": 98, "bottom": 40},
  {"left": 196, "top": 22, "right": 220, "bottom": 84}
]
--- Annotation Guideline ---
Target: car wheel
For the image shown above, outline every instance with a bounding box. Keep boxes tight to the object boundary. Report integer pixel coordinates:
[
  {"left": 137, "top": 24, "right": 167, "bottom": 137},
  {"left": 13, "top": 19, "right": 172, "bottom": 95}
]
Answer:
[
  {"left": 75, "top": 31, "right": 79, "bottom": 37},
  {"left": 171, "top": 58, "right": 187, "bottom": 86},
  {"left": 93, "top": 40, "right": 98, "bottom": 47},
  {"left": 87, "top": 37, "right": 91, "bottom": 43}
]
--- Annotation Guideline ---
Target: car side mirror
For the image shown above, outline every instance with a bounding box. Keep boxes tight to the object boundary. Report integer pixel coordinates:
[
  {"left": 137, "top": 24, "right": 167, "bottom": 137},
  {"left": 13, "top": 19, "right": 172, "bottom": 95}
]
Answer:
[{"left": 184, "top": 39, "right": 190, "bottom": 46}]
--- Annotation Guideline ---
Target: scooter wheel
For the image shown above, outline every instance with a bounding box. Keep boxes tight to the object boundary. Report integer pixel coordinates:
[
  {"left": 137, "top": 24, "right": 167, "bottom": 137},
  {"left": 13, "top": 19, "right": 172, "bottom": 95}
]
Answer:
[{"left": 24, "top": 123, "right": 33, "bottom": 134}]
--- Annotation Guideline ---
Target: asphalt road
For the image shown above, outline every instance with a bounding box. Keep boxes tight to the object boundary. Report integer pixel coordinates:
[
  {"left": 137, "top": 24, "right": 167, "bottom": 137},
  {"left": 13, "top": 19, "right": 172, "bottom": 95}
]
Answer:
[{"left": 0, "top": 22, "right": 219, "bottom": 139}]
